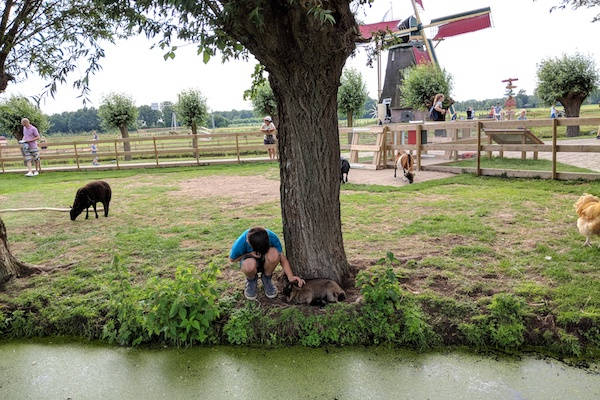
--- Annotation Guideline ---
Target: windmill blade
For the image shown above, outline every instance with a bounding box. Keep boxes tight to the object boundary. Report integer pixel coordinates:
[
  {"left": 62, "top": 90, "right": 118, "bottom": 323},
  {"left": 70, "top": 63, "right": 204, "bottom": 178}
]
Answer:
[
  {"left": 425, "top": 7, "right": 492, "bottom": 40},
  {"left": 359, "top": 20, "right": 403, "bottom": 40}
]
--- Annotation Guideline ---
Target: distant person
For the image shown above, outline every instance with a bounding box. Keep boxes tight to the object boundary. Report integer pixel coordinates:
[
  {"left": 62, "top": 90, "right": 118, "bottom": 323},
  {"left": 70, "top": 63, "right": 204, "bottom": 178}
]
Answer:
[
  {"left": 494, "top": 103, "right": 502, "bottom": 121},
  {"left": 261, "top": 116, "right": 277, "bottom": 160},
  {"left": 229, "top": 227, "right": 304, "bottom": 300},
  {"left": 488, "top": 106, "right": 495, "bottom": 119},
  {"left": 429, "top": 93, "right": 446, "bottom": 121},
  {"left": 466, "top": 107, "right": 474, "bottom": 120},
  {"left": 550, "top": 105, "right": 558, "bottom": 119},
  {"left": 517, "top": 109, "right": 527, "bottom": 120},
  {"left": 20, "top": 118, "right": 41, "bottom": 177},
  {"left": 91, "top": 131, "right": 99, "bottom": 166}
]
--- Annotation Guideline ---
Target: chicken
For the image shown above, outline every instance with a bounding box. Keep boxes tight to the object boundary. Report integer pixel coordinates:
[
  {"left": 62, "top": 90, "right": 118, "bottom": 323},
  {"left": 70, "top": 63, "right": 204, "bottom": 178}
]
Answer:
[{"left": 574, "top": 193, "right": 600, "bottom": 247}]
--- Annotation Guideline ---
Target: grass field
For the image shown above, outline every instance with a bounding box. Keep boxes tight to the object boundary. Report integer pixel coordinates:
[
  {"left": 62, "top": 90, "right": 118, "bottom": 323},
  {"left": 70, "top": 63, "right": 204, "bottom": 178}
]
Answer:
[
  {"left": 445, "top": 157, "right": 595, "bottom": 173},
  {"left": 1, "top": 165, "right": 600, "bottom": 355}
]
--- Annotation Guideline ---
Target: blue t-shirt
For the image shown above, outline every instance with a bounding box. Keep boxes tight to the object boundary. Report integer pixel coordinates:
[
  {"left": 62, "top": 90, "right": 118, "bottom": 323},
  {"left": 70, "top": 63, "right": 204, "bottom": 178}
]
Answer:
[{"left": 229, "top": 229, "right": 283, "bottom": 260}]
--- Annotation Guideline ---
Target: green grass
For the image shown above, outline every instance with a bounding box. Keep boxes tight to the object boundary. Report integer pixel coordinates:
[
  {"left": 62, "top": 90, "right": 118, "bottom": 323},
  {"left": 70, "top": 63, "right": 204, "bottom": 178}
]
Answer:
[
  {"left": 444, "top": 157, "right": 595, "bottom": 173},
  {"left": 1, "top": 165, "right": 600, "bottom": 356}
]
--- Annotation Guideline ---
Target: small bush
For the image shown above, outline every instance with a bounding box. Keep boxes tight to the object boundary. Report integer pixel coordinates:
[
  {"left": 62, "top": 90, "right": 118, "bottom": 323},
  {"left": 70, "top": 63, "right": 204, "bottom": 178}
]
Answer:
[{"left": 224, "top": 302, "right": 261, "bottom": 345}]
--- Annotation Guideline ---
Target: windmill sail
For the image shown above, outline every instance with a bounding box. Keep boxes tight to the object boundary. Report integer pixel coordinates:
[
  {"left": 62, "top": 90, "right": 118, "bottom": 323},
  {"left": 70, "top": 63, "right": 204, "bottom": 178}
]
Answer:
[
  {"left": 431, "top": 8, "right": 492, "bottom": 39},
  {"left": 359, "top": 20, "right": 402, "bottom": 40}
]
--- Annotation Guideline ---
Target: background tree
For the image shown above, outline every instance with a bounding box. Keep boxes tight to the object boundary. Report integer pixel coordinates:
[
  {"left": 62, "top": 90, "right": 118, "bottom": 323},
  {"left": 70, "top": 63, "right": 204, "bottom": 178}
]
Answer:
[
  {"left": 160, "top": 101, "right": 176, "bottom": 128},
  {"left": 249, "top": 82, "right": 277, "bottom": 123},
  {"left": 400, "top": 64, "right": 453, "bottom": 111},
  {"left": 211, "top": 113, "right": 230, "bottom": 128},
  {"left": 0, "top": 96, "right": 49, "bottom": 139},
  {"left": 175, "top": 89, "right": 208, "bottom": 149},
  {"left": 138, "top": 105, "right": 162, "bottom": 128},
  {"left": 0, "top": 0, "right": 123, "bottom": 97},
  {"left": 338, "top": 68, "right": 367, "bottom": 128},
  {"left": 98, "top": 93, "right": 138, "bottom": 160},
  {"left": 536, "top": 53, "right": 599, "bottom": 136}
]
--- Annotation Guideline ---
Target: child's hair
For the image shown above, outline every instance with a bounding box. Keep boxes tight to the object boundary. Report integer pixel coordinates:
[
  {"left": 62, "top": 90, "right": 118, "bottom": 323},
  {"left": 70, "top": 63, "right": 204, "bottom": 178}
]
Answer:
[{"left": 247, "top": 227, "right": 270, "bottom": 255}]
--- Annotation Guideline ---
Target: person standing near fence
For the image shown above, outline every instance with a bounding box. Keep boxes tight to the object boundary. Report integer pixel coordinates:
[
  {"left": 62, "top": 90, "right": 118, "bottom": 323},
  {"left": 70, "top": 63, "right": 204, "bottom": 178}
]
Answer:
[
  {"left": 261, "top": 116, "right": 277, "bottom": 160},
  {"left": 91, "top": 131, "right": 99, "bottom": 165},
  {"left": 20, "top": 118, "right": 41, "bottom": 177}
]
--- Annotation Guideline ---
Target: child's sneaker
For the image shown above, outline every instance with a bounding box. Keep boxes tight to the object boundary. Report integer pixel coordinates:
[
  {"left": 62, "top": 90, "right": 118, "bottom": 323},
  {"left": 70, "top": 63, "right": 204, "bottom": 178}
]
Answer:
[
  {"left": 33, "top": 171, "right": 39, "bottom": 176},
  {"left": 261, "top": 274, "right": 278, "bottom": 299},
  {"left": 244, "top": 276, "right": 258, "bottom": 300},
  {"left": 25, "top": 171, "right": 34, "bottom": 177}
]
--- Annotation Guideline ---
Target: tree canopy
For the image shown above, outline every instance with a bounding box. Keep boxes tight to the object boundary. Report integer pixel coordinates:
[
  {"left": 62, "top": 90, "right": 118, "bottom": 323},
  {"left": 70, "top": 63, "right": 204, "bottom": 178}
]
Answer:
[
  {"left": 98, "top": 93, "right": 138, "bottom": 131},
  {"left": 400, "top": 64, "right": 453, "bottom": 111},
  {"left": 549, "top": 0, "right": 600, "bottom": 22},
  {"left": 250, "top": 82, "right": 277, "bottom": 120},
  {"left": 0, "top": 1, "right": 125, "bottom": 98},
  {"left": 0, "top": 96, "right": 49, "bottom": 139},
  {"left": 138, "top": 105, "right": 162, "bottom": 128},
  {"left": 338, "top": 68, "right": 367, "bottom": 127}
]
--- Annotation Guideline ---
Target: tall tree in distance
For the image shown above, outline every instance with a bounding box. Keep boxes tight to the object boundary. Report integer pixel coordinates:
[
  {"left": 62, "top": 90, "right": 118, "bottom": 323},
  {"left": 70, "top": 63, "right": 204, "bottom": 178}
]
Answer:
[
  {"left": 175, "top": 89, "right": 208, "bottom": 149},
  {"left": 338, "top": 68, "right": 367, "bottom": 128},
  {"left": 98, "top": 93, "right": 138, "bottom": 160},
  {"left": 161, "top": 101, "right": 175, "bottom": 129},
  {"left": 0, "top": 1, "right": 124, "bottom": 98},
  {"left": 0, "top": 96, "right": 49, "bottom": 139},
  {"left": 536, "top": 53, "right": 599, "bottom": 136},
  {"left": 138, "top": 105, "right": 162, "bottom": 128}
]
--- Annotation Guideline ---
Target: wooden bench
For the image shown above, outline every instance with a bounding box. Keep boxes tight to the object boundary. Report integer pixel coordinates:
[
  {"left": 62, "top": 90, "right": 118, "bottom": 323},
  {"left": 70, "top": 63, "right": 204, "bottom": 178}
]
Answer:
[{"left": 483, "top": 129, "right": 544, "bottom": 160}]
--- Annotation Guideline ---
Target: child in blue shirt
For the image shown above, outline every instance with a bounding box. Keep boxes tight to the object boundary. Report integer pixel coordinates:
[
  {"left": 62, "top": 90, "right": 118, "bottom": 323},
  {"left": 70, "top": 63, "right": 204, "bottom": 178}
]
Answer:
[{"left": 229, "top": 227, "right": 304, "bottom": 300}]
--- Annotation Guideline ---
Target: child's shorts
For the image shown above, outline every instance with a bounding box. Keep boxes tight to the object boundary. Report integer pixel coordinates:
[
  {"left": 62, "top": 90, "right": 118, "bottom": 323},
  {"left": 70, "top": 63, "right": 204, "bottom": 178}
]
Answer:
[{"left": 239, "top": 254, "right": 265, "bottom": 274}]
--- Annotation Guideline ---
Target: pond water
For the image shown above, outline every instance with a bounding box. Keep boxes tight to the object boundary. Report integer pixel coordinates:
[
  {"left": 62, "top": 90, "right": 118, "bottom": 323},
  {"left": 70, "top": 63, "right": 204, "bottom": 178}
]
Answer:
[{"left": 0, "top": 341, "right": 599, "bottom": 400}]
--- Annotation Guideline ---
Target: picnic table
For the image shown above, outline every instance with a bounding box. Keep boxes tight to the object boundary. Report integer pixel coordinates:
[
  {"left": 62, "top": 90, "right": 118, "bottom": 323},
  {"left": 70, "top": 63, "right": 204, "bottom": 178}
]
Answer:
[{"left": 483, "top": 128, "right": 544, "bottom": 160}]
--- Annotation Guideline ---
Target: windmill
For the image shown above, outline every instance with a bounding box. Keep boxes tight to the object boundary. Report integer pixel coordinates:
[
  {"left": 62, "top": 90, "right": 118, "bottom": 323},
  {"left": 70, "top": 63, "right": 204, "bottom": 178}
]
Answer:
[{"left": 359, "top": 0, "right": 492, "bottom": 122}]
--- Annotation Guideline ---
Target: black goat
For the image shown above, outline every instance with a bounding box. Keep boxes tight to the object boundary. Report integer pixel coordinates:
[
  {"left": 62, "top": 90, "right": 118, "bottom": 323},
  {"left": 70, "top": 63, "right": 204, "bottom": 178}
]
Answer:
[
  {"left": 70, "top": 181, "right": 111, "bottom": 221},
  {"left": 340, "top": 158, "right": 350, "bottom": 183}
]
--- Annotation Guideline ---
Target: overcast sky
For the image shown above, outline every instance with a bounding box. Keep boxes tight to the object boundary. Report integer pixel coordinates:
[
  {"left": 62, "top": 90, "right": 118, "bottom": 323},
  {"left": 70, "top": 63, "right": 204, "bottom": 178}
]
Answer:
[{"left": 3, "top": 0, "right": 600, "bottom": 114}]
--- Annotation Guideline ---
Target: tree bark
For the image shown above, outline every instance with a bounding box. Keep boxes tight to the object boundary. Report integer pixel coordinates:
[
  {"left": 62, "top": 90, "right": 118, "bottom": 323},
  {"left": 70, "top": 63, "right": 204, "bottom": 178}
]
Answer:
[
  {"left": 346, "top": 112, "right": 353, "bottom": 144},
  {"left": 119, "top": 125, "right": 132, "bottom": 160},
  {"left": 230, "top": 2, "right": 357, "bottom": 284},
  {"left": 560, "top": 95, "right": 585, "bottom": 137},
  {"left": 0, "top": 217, "right": 45, "bottom": 284},
  {"left": 191, "top": 121, "right": 198, "bottom": 150}
]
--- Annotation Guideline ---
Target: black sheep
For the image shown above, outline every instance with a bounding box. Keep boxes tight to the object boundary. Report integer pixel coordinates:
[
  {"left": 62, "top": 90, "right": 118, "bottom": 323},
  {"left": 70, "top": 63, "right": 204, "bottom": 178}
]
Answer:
[
  {"left": 70, "top": 181, "right": 112, "bottom": 221},
  {"left": 340, "top": 158, "right": 350, "bottom": 184}
]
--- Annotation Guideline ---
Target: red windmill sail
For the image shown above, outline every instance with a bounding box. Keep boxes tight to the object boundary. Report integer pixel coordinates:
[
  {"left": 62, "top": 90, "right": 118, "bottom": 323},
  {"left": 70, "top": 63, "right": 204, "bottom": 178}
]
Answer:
[
  {"left": 359, "top": 20, "right": 402, "bottom": 40},
  {"left": 433, "top": 12, "right": 491, "bottom": 40}
]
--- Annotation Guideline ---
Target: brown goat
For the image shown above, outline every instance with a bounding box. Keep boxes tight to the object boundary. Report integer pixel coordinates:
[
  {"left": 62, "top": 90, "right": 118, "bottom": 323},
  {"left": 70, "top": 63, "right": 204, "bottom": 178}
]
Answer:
[{"left": 394, "top": 152, "right": 414, "bottom": 184}]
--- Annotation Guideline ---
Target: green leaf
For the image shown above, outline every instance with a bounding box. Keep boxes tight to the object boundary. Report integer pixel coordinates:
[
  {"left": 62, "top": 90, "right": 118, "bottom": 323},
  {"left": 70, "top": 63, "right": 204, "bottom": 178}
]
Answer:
[{"left": 203, "top": 50, "right": 211, "bottom": 64}]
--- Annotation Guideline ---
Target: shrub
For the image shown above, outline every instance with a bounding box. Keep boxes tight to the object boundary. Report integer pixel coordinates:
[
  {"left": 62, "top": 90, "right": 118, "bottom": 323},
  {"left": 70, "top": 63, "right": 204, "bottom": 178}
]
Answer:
[
  {"left": 224, "top": 302, "right": 261, "bottom": 345},
  {"left": 400, "top": 64, "right": 453, "bottom": 110}
]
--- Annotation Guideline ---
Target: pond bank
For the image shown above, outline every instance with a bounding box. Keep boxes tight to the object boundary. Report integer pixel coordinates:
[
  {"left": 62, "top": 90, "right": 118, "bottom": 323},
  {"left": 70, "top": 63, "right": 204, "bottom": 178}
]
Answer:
[{"left": 1, "top": 341, "right": 599, "bottom": 400}]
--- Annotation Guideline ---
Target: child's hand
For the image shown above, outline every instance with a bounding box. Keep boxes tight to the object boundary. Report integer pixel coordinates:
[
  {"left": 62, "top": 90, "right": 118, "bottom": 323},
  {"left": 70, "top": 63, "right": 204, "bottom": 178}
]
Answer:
[{"left": 289, "top": 276, "right": 305, "bottom": 287}]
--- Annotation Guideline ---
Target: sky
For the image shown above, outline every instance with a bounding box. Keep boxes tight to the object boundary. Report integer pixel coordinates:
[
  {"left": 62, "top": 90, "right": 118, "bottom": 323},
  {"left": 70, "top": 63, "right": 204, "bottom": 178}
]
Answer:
[{"left": 3, "top": 0, "right": 600, "bottom": 115}]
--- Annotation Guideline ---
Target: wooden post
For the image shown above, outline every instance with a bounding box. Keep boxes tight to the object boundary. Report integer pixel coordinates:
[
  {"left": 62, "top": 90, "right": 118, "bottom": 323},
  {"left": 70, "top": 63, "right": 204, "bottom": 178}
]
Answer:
[
  {"left": 521, "top": 134, "right": 526, "bottom": 160},
  {"left": 114, "top": 140, "right": 120, "bottom": 169},
  {"left": 552, "top": 118, "right": 558, "bottom": 180},
  {"left": 476, "top": 122, "right": 481, "bottom": 176},
  {"left": 73, "top": 143, "right": 80, "bottom": 171},
  {"left": 0, "top": 144, "right": 4, "bottom": 173},
  {"left": 235, "top": 134, "right": 241, "bottom": 164},
  {"left": 487, "top": 134, "right": 492, "bottom": 159},
  {"left": 153, "top": 137, "right": 159, "bottom": 166},
  {"left": 416, "top": 124, "right": 422, "bottom": 171}
]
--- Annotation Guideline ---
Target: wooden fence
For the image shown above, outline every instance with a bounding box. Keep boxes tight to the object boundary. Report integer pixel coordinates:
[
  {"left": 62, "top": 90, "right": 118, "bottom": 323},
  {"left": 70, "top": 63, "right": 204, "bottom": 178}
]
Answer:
[
  {"left": 341, "top": 117, "right": 600, "bottom": 180},
  {"left": 0, "top": 131, "right": 276, "bottom": 173}
]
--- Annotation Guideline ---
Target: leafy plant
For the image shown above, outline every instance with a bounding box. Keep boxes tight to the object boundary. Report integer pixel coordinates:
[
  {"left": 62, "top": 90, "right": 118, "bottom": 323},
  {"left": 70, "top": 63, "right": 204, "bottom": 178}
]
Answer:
[
  {"left": 338, "top": 68, "right": 368, "bottom": 127},
  {"left": 400, "top": 64, "right": 453, "bottom": 111},
  {"left": 0, "top": 96, "right": 49, "bottom": 139},
  {"left": 224, "top": 302, "right": 261, "bottom": 345}
]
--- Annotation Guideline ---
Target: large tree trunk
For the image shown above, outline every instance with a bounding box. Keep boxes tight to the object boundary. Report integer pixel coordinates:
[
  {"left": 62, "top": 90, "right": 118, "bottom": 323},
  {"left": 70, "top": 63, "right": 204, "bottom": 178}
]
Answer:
[
  {"left": 346, "top": 112, "right": 353, "bottom": 144},
  {"left": 191, "top": 121, "right": 198, "bottom": 151},
  {"left": 0, "top": 217, "right": 44, "bottom": 284},
  {"left": 119, "top": 125, "right": 132, "bottom": 160},
  {"left": 561, "top": 96, "right": 585, "bottom": 137},
  {"left": 232, "top": 2, "right": 357, "bottom": 283}
]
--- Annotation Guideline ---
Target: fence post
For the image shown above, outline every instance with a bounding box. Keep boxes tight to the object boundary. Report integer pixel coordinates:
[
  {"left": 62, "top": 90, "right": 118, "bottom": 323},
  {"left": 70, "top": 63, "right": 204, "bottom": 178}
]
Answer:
[
  {"left": 0, "top": 144, "right": 4, "bottom": 173},
  {"left": 476, "top": 121, "right": 482, "bottom": 176},
  {"left": 552, "top": 118, "right": 558, "bottom": 180},
  {"left": 153, "top": 137, "right": 159, "bottom": 166},
  {"left": 235, "top": 134, "right": 241, "bottom": 164},
  {"left": 416, "top": 124, "right": 422, "bottom": 171},
  {"left": 114, "top": 140, "right": 120, "bottom": 170},
  {"left": 73, "top": 143, "right": 81, "bottom": 171}
]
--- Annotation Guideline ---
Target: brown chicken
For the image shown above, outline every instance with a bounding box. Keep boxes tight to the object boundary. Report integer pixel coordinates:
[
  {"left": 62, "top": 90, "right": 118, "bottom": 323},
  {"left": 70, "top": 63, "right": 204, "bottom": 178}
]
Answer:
[{"left": 574, "top": 193, "right": 600, "bottom": 247}]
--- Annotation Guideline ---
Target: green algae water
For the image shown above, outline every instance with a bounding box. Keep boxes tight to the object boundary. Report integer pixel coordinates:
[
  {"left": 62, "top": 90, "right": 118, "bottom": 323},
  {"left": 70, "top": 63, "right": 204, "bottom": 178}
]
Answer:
[{"left": 0, "top": 342, "right": 599, "bottom": 400}]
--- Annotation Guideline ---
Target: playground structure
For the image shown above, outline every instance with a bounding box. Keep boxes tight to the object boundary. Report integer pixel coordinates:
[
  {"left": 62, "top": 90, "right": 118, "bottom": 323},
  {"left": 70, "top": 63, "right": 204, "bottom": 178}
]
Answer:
[{"left": 359, "top": 0, "right": 492, "bottom": 122}]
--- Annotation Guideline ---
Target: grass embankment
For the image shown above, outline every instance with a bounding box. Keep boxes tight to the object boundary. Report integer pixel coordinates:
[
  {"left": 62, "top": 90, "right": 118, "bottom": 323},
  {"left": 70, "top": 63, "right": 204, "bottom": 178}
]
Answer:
[
  {"left": 0, "top": 166, "right": 599, "bottom": 359},
  {"left": 445, "top": 157, "right": 595, "bottom": 173}
]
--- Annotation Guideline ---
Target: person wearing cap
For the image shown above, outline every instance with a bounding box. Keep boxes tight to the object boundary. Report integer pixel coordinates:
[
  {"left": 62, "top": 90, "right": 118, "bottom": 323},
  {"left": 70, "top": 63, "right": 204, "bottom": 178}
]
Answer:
[{"left": 261, "top": 116, "right": 277, "bottom": 160}]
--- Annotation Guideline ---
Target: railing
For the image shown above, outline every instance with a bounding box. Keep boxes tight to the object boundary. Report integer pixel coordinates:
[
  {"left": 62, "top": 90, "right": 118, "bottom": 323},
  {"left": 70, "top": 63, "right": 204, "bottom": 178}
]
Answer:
[{"left": 0, "top": 131, "right": 276, "bottom": 173}]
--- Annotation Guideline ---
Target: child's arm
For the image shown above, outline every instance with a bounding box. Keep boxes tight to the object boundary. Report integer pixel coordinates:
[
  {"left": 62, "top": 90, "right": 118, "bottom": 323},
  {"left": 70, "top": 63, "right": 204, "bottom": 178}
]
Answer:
[{"left": 280, "top": 254, "right": 305, "bottom": 287}]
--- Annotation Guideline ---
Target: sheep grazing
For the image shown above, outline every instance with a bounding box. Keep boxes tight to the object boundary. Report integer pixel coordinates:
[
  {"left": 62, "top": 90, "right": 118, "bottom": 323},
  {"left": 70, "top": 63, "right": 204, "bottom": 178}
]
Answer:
[
  {"left": 70, "top": 181, "right": 112, "bottom": 221},
  {"left": 340, "top": 158, "right": 350, "bottom": 183}
]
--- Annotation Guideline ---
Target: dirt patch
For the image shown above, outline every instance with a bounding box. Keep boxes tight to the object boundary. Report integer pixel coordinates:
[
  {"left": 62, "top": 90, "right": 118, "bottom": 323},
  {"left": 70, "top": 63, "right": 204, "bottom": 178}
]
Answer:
[
  {"left": 346, "top": 168, "right": 455, "bottom": 186},
  {"left": 171, "top": 175, "right": 280, "bottom": 206}
]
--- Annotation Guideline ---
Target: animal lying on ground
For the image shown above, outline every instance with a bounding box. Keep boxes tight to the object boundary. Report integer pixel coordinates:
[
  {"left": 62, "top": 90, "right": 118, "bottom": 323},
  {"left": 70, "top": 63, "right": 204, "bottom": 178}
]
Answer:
[
  {"left": 283, "top": 278, "right": 346, "bottom": 306},
  {"left": 574, "top": 193, "right": 600, "bottom": 247},
  {"left": 394, "top": 152, "right": 414, "bottom": 184},
  {"left": 70, "top": 181, "right": 112, "bottom": 221},
  {"left": 341, "top": 158, "right": 350, "bottom": 184}
]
